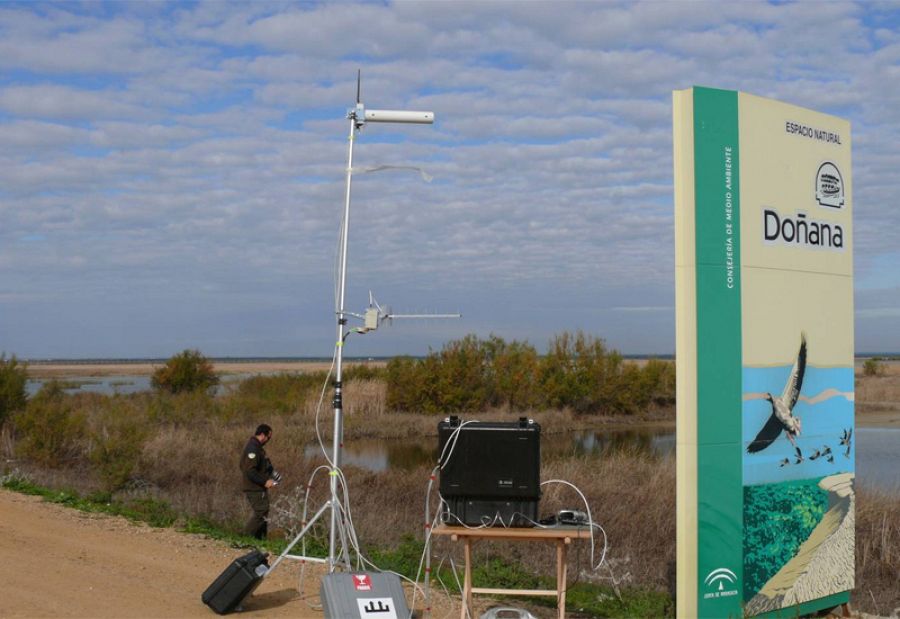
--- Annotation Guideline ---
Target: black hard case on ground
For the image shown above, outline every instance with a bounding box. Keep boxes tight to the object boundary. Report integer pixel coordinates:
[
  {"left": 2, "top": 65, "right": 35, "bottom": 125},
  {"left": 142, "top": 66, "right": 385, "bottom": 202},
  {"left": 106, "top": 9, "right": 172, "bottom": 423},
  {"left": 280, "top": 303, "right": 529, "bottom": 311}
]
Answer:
[
  {"left": 438, "top": 418, "right": 541, "bottom": 527},
  {"left": 201, "top": 549, "right": 268, "bottom": 615}
]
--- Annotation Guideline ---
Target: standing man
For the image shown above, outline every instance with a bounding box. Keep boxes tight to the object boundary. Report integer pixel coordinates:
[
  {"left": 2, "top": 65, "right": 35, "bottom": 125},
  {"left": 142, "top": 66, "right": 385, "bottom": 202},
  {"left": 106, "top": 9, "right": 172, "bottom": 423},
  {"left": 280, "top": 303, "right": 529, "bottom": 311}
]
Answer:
[{"left": 241, "top": 423, "right": 279, "bottom": 540}]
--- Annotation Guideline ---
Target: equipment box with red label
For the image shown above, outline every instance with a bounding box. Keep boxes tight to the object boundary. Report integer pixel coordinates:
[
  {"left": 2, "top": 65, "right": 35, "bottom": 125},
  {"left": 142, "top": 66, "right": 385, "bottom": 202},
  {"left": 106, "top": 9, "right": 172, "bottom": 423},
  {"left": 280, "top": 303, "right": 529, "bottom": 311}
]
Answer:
[{"left": 320, "top": 571, "right": 409, "bottom": 619}]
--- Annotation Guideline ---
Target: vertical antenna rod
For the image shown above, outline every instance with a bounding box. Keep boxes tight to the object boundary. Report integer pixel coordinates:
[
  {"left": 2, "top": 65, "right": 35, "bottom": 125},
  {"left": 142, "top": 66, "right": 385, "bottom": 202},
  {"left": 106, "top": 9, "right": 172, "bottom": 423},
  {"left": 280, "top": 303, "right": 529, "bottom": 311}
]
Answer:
[{"left": 328, "top": 72, "right": 435, "bottom": 571}]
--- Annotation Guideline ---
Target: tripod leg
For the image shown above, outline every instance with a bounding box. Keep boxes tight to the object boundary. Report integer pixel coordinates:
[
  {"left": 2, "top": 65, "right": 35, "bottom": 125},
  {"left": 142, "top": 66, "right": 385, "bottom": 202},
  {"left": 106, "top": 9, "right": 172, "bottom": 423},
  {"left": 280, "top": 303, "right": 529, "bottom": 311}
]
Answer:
[
  {"left": 332, "top": 498, "right": 353, "bottom": 570},
  {"left": 267, "top": 501, "right": 331, "bottom": 573}
]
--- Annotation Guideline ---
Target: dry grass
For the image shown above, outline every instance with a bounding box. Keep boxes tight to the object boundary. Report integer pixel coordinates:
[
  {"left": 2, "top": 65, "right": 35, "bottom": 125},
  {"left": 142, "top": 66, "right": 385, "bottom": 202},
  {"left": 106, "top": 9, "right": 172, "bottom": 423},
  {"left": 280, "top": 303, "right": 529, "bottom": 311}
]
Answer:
[
  {"left": 856, "top": 363, "right": 900, "bottom": 415},
  {"left": 855, "top": 485, "right": 900, "bottom": 615}
]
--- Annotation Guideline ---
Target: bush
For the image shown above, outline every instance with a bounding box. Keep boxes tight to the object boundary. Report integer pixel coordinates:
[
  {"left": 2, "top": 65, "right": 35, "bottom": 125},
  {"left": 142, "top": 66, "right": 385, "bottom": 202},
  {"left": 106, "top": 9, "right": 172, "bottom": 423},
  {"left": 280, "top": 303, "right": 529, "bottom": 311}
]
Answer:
[
  {"left": 88, "top": 398, "right": 149, "bottom": 490},
  {"left": 432, "top": 335, "right": 491, "bottom": 412},
  {"left": 147, "top": 390, "right": 217, "bottom": 425},
  {"left": 385, "top": 356, "right": 429, "bottom": 413},
  {"left": 342, "top": 363, "right": 385, "bottom": 382},
  {"left": 0, "top": 353, "right": 28, "bottom": 426},
  {"left": 863, "top": 357, "right": 885, "bottom": 377},
  {"left": 538, "top": 331, "right": 624, "bottom": 414},
  {"left": 151, "top": 349, "right": 219, "bottom": 394},
  {"left": 385, "top": 332, "right": 676, "bottom": 416},
  {"left": 13, "top": 382, "right": 87, "bottom": 467},
  {"left": 223, "top": 372, "right": 326, "bottom": 418},
  {"left": 485, "top": 336, "right": 540, "bottom": 410}
]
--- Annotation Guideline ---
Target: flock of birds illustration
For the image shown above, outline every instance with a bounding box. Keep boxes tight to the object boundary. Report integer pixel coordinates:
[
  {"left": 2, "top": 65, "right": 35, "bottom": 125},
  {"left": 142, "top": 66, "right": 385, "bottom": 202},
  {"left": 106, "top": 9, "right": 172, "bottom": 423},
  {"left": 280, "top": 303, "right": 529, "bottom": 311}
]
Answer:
[{"left": 746, "top": 333, "right": 853, "bottom": 467}]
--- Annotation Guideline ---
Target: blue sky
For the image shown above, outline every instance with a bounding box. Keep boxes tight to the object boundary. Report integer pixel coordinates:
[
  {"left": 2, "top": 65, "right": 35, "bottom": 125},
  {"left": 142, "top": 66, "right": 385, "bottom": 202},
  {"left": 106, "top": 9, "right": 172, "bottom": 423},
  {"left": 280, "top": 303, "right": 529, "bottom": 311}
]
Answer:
[{"left": 1, "top": 1, "right": 899, "bottom": 358}]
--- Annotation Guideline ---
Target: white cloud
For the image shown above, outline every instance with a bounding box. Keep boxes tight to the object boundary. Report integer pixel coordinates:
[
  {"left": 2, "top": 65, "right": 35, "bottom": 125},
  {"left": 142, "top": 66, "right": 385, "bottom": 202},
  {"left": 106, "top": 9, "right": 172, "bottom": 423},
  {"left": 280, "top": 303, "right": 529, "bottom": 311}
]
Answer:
[
  {"left": 0, "top": 84, "right": 146, "bottom": 120},
  {"left": 1, "top": 1, "right": 899, "bottom": 357}
]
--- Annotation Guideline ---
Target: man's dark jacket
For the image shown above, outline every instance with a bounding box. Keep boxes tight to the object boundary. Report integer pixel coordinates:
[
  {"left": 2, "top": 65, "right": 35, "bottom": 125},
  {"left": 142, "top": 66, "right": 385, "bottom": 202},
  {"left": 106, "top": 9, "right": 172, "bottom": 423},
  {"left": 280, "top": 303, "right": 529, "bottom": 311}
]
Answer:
[{"left": 240, "top": 436, "right": 271, "bottom": 492}]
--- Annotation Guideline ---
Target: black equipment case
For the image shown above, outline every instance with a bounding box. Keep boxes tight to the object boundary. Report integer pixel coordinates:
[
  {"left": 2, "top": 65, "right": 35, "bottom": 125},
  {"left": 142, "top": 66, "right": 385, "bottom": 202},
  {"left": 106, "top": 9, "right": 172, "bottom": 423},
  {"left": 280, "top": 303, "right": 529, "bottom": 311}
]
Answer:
[
  {"left": 438, "top": 416, "right": 541, "bottom": 527},
  {"left": 201, "top": 549, "right": 268, "bottom": 614}
]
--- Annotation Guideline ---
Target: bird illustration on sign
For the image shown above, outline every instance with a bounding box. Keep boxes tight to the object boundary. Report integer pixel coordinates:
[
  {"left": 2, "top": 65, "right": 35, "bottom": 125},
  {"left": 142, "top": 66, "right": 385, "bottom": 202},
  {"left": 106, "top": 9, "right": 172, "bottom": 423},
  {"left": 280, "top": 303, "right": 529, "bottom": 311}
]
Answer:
[{"left": 747, "top": 333, "right": 807, "bottom": 455}]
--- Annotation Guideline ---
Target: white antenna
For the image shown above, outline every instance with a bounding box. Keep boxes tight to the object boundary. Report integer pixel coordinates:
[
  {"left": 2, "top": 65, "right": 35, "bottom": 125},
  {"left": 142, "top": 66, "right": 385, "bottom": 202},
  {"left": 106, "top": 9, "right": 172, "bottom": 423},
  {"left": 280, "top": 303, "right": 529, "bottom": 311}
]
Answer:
[
  {"left": 270, "top": 71, "right": 457, "bottom": 577},
  {"left": 348, "top": 290, "right": 460, "bottom": 333}
]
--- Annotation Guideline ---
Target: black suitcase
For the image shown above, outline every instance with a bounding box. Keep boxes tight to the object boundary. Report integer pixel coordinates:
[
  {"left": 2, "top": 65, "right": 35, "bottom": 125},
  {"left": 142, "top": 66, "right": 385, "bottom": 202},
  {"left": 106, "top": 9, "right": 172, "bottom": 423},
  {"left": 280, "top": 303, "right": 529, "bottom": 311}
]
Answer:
[{"left": 201, "top": 549, "right": 269, "bottom": 614}]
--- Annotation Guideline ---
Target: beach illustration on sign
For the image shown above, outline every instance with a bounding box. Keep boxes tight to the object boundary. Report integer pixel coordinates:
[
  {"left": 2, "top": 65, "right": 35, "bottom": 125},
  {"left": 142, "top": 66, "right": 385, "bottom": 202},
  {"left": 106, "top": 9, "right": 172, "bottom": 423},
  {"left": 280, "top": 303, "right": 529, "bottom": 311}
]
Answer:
[{"left": 742, "top": 332, "right": 855, "bottom": 612}]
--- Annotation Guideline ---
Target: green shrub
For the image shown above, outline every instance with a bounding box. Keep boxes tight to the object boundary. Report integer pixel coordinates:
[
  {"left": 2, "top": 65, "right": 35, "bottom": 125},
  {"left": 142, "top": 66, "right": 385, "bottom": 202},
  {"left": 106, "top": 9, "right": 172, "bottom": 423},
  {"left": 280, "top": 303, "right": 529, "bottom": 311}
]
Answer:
[
  {"left": 641, "top": 358, "right": 676, "bottom": 407},
  {"left": 432, "top": 334, "right": 491, "bottom": 412},
  {"left": 151, "top": 349, "right": 219, "bottom": 394},
  {"left": 538, "top": 331, "right": 621, "bottom": 414},
  {"left": 385, "top": 356, "right": 429, "bottom": 413},
  {"left": 223, "top": 371, "right": 326, "bottom": 418},
  {"left": 0, "top": 353, "right": 28, "bottom": 426},
  {"left": 147, "top": 390, "right": 217, "bottom": 425},
  {"left": 343, "top": 363, "right": 385, "bottom": 382},
  {"left": 384, "top": 332, "right": 676, "bottom": 416},
  {"left": 13, "top": 381, "right": 87, "bottom": 467},
  {"left": 485, "top": 336, "right": 540, "bottom": 410},
  {"left": 863, "top": 357, "right": 885, "bottom": 377},
  {"left": 88, "top": 398, "right": 149, "bottom": 490}
]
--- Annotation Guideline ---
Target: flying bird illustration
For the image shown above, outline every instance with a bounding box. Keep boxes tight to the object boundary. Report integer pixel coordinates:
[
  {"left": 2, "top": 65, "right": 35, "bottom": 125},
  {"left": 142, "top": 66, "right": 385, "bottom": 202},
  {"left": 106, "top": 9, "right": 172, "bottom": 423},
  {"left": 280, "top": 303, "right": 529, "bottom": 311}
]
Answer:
[
  {"left": 778, "top": 457, "right": 790, "bottom": 468},
  {"left": 747, "top": 333, "right": 807, "bottom": 454},
  {"left": 809, "top": 448, "right": 822, "bottom": 461},
  {"left": 840, "top": 428, "right": 853, "bottom": 458},
  {"left": 793, "top": 446, "right": 804, "bottom": 464}
]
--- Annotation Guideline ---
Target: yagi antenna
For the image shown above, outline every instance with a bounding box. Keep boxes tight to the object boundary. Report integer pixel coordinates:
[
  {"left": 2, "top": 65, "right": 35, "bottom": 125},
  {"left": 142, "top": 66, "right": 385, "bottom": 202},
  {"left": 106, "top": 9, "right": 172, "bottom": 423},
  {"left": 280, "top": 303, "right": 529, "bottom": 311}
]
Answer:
[
  {"left": 347, "top": 291, "right": 461, "bottom": 333},
  {"left": 356, "top": 68, "right": 361, "bottom": 105}
]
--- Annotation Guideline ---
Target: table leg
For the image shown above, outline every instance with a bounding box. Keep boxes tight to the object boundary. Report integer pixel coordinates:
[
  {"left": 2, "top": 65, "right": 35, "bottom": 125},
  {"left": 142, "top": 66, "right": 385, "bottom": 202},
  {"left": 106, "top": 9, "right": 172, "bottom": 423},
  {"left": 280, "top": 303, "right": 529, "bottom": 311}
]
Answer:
[
  {"left": 461, "top": 538, "right": 473, "bottom": 619},
  {"left": 557, "top": 539, "right": 568, "bottom": 619}
]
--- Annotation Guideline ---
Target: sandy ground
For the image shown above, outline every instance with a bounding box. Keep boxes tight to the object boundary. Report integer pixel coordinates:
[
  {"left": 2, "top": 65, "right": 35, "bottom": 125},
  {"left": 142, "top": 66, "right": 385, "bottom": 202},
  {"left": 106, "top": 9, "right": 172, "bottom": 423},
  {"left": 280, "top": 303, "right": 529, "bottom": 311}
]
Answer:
[{"left": 0, "top": 489, "right": 460, "bottom": 619}]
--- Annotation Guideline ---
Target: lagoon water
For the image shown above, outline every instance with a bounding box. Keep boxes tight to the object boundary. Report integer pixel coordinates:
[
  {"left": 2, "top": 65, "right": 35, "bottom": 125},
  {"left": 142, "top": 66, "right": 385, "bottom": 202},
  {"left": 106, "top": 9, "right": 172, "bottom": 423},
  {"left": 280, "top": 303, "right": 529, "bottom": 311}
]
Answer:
[
  {"left": 312, "top": 427, "right": 897, "bottom": 495},
  {"left": 25, "top": 374, "right": 245, "bottom": 396}
]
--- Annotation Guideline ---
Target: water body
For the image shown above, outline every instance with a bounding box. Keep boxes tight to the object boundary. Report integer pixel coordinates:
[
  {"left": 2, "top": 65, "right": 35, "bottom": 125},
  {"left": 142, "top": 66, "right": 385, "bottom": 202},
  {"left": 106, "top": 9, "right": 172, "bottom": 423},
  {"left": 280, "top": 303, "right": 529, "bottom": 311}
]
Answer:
[
  {"left": 25, "top": 375, "right": 247, "bottom": 397},
  {"left": 313, "top": 428, "right": 896, "bottom": 495},
  {"left": 26, "top": 376, "right": 153, "bottom": 396}
]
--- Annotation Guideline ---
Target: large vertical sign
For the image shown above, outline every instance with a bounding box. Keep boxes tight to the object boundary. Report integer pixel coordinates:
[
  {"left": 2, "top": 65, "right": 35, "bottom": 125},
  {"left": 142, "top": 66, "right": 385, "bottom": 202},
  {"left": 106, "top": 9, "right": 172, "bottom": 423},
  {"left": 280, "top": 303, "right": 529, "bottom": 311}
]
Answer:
[{"left": 674, "top": 87, "right": 854, "bottom": 618}]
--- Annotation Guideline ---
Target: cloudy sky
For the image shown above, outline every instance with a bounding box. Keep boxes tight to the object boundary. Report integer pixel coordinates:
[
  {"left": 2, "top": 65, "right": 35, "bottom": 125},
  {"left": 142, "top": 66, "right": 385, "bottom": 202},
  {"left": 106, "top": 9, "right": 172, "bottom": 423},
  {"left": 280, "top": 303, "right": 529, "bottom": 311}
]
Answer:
[{"left": 2, "top": 1, "right": 899, "bottom": 359}]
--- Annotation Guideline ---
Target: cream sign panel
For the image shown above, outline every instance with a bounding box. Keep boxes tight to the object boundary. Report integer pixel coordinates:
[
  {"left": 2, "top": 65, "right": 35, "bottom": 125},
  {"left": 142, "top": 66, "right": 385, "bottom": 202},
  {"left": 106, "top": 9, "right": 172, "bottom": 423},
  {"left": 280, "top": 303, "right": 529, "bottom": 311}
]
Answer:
[{"left": 674, "top": 87, "right": 853, "bottom": 619}]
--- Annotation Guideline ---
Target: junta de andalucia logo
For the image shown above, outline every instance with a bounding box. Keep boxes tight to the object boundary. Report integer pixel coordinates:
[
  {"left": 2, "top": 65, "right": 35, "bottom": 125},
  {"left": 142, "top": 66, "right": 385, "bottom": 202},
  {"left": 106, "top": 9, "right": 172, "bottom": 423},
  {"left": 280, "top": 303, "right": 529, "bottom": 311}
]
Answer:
[{"left": 703, "top": 567, "right": 739, "bottom": 599}]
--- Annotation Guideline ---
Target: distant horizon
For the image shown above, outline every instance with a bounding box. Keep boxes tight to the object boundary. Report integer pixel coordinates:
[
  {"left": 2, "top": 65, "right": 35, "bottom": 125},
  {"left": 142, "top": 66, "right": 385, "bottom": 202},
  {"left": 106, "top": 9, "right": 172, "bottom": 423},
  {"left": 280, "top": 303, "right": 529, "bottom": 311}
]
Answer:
[{"left": 17, "top": 352, "right": 900, "bottom": 364}]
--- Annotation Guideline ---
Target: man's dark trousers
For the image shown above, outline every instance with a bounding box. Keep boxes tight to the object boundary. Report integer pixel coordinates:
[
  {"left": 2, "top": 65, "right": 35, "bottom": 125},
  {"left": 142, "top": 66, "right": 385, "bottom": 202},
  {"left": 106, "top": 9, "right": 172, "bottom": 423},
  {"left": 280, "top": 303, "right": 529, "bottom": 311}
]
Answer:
[{"left": 244, "top": 491, "right": 269, "bottom": 539}]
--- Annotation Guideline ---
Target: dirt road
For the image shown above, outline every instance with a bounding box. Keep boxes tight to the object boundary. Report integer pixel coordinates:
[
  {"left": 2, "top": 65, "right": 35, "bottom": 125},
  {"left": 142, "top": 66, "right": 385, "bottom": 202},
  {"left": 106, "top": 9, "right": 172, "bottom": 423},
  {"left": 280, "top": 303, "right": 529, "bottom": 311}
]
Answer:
[{"left": 0, "top": 489, "right": 448, "bottom": 618}]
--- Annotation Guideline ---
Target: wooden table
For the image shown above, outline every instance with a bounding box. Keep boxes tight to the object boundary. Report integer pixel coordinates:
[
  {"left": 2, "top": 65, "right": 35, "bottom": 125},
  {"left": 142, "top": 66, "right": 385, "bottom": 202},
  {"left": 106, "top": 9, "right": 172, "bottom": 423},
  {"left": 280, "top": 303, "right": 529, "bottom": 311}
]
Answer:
[{"left": 431, "top": 524, "right": 592, "bottom": 619}]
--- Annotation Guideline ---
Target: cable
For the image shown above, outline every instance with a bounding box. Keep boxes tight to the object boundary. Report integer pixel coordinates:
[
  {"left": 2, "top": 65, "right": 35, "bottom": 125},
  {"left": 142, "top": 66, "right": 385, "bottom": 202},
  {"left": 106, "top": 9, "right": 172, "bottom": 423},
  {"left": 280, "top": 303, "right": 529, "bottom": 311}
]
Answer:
[
  {"left": 414, "top": 420, "right": 613, "bottom": 619},
  {"left": 540, "top": 479, "right": 609, "bottom": 572},
  {"left": 313, "top": 348, "right": 338, "bottom": 467}
]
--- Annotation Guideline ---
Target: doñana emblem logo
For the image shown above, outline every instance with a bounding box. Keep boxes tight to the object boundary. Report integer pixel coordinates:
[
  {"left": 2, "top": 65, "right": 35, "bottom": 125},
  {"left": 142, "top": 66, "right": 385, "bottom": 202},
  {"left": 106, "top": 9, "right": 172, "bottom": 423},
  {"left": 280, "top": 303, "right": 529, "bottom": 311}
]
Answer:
[{"left": 816, "top": 162, "right": 844, "bottom": 209}]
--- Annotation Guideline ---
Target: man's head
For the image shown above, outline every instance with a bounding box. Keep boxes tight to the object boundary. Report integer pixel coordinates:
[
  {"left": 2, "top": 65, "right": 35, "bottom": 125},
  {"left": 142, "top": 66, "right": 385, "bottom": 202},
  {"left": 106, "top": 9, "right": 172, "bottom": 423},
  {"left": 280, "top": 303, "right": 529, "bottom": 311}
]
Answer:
[{"left": 255, "top": 423, "right": 272, "bottom": 444}]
